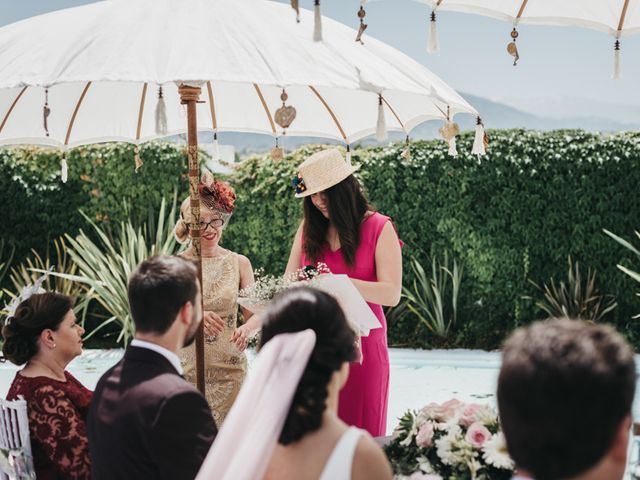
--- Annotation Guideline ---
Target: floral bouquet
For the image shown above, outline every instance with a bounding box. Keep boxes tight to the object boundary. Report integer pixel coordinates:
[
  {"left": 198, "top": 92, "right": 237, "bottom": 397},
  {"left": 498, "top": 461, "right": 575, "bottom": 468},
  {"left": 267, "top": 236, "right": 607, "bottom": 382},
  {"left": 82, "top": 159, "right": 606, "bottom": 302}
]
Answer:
[
  {"left": 384, "top": 399, "right": 514, "bottom": 480},
  {"left": 237, "top": 263, "right": 331, "bottom": 314}
]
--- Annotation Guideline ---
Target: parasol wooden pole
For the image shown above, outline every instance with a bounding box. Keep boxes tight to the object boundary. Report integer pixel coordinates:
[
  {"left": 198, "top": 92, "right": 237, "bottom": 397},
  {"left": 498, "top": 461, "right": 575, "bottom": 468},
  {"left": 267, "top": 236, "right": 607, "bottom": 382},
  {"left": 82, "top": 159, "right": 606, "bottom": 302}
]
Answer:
[{"left": 179, "top": 84, "right": 205, "bottom": 394}]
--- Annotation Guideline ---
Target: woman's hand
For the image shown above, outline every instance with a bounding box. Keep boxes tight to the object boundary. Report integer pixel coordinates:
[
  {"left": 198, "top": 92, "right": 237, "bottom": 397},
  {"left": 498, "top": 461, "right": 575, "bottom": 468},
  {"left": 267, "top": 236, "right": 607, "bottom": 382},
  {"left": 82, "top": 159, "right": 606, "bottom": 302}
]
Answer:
[
  {"left": 230, "top": 323, "right": 254, "bottom": 351},
  {"left": 203, "top": 311, "right": 226, "bottom": 337}
]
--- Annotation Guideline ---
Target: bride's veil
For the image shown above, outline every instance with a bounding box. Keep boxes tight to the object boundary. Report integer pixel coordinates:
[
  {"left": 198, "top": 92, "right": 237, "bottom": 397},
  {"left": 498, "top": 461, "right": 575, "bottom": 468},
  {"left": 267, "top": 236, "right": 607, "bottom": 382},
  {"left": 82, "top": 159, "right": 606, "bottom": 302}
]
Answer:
[{"left": 196, "top": 329, "right": 316, "bottom": 480}]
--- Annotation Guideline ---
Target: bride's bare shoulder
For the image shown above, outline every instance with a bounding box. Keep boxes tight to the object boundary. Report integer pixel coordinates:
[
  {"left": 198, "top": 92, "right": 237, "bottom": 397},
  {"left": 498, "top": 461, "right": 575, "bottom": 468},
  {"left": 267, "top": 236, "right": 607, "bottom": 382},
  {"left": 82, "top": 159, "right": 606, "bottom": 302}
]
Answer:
[{"left": 352, "top": 433, "right": 393, "bottom": 480}]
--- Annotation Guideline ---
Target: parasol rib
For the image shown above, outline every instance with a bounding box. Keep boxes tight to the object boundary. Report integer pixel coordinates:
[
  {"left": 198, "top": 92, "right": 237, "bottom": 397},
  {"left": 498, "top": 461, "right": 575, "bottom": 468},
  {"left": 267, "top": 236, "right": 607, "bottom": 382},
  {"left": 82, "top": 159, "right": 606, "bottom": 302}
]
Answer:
[
  {"left": 135, "top": 83, "right": 148, "bottom": 141},
  {"left": 617, "top": 0, "right": 631, "bottom": 34},
  {"left": 206, "top": 81, "right": 218, "bottom": 131},
  {"left": 381, "top": 95, "right": 406, "bottom": 132},
  {"left": 515, "top": 0, "right": 529, "bottom": 22},
  {"left": 64, "top": 82, "right": 92, "bottom": 146},
  {"left": 308, "top": 86, "right": 347, "bottom": 142},
  {"left": 0, "top": 86, "right": 28, "bottom": 134},
  {"left": 253, "top": 84, "right": 277, "bottom": 135}
]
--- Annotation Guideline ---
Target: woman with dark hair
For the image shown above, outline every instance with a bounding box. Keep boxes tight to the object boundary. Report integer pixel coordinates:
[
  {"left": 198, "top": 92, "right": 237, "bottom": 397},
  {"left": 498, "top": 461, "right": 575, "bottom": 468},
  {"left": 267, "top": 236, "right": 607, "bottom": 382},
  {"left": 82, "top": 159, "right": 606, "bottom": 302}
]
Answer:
[
  {"left": 286, "top": 148, "right": 402, "bottom": 437},
  {"left": 261, "top": 287, "right": 392, "bottom": 480},
  {"left": 3, "top": 292, "right": 92, "bottom": 480}
]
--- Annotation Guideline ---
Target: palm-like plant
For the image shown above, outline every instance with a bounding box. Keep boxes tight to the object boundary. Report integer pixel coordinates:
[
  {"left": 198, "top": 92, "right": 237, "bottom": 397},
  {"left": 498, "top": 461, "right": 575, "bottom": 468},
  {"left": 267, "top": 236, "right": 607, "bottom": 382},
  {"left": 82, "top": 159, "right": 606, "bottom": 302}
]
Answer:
[
  {"left": 529, "top": 256, "right": 617, "bottom": 322},
  {"left": 2, "top": 237, "right": 90, "bottom": 321},
  {"left": 54, "top": 195, "right": 180, "bottom": 345},
  {"left": 7, "top": 237, "right": 83, "bottom": 298},
  {"left": 604, "top": 229, "right": 640, "bottom": 318},
  {"left": 402, "top": 252, "right": 463, "bottom": 338},
  {"left": 0, "top": 239, "right": 15, "bottom": 307}
]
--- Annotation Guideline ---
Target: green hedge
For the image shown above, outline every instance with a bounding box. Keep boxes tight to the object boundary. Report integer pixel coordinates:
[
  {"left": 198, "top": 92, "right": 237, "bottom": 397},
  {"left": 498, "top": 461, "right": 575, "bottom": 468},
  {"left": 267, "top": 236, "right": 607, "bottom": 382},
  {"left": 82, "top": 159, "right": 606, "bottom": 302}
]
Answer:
[
  {"left": 223, "top": 131, "right": 640, "bottom": 349},
  {"left": 2, "top": 131, "right": 640, "bottom": 350},
  {"left": 0, "top": 143, "right": 188, "bottom": 263}
]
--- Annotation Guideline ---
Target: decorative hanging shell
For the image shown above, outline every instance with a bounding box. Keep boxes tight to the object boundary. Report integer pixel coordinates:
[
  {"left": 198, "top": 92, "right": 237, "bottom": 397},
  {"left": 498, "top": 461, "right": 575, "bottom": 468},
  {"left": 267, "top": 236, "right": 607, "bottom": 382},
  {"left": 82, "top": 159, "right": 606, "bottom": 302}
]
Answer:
[
  {"left": 439, "top": 121, "right": 459, "bottom": 141},
  {"left": 274, "top": 90, "right": 297, "bottom": 132},
  {"left": 356, "top": 6, "right": 367, "bottom": 44}
]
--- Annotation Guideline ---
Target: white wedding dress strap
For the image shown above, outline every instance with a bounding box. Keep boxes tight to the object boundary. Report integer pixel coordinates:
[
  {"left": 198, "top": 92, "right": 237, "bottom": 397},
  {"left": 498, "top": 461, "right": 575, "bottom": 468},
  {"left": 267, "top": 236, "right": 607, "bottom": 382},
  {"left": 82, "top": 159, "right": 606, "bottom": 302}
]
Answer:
[{"left": 319, "top": 427, "right": 365, "bottom": 480}]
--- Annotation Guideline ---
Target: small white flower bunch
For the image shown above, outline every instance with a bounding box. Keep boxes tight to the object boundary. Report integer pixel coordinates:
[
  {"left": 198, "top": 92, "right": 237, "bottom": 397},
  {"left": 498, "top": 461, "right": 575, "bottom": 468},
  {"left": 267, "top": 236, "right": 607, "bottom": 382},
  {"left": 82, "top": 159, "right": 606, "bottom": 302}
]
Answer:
[{"left": 239, "top": 263, "right": 331, "bottom": 304}]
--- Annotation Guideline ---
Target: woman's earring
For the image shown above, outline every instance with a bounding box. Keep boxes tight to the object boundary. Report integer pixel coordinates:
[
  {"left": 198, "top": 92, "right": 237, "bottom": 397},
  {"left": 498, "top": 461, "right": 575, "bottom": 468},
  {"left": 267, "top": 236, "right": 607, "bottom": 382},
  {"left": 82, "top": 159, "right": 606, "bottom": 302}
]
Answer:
[{"left": 52, "top": 343, "right": 57, "bottom": 349}]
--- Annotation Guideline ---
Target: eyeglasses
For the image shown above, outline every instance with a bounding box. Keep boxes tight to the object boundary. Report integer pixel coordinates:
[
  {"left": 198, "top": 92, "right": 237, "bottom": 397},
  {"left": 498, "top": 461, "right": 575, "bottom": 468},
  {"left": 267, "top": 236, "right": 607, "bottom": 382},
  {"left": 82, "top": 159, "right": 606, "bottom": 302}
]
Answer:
[{"left": 198, "top": 218, "right": 224, "bottom": 230}]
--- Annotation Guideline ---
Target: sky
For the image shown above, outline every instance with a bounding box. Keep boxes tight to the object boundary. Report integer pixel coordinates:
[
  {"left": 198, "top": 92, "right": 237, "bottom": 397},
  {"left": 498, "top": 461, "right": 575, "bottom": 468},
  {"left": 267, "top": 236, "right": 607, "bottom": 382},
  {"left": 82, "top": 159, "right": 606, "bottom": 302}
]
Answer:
[{"left": 1, "top": 0, "right": 639, "bottom": 114}]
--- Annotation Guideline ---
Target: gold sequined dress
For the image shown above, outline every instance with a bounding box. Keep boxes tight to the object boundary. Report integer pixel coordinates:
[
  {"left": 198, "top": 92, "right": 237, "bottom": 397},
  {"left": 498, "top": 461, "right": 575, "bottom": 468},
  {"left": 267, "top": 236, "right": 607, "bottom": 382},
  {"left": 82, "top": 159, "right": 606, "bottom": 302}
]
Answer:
[{"left": 180, "top": 252, "right": 247, "bottom": 425}]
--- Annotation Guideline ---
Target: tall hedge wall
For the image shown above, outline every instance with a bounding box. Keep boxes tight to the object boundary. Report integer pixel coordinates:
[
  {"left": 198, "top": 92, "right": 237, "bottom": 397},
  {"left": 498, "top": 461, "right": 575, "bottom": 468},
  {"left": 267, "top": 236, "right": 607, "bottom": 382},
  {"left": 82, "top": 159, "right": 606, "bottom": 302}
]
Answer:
[
  {"left": 2, "top": 130, "right": 640, "bottom": 349},
  {"left": 0, "top": 143, "right": 188, "bottom": 262}
]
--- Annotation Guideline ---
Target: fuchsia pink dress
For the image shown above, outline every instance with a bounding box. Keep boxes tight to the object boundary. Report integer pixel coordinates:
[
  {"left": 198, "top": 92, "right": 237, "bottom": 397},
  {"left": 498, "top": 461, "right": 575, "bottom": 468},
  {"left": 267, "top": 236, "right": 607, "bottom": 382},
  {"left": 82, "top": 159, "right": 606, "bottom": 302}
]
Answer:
[{"left": 301, "top": 212, "right": 401, "bottom": 437}]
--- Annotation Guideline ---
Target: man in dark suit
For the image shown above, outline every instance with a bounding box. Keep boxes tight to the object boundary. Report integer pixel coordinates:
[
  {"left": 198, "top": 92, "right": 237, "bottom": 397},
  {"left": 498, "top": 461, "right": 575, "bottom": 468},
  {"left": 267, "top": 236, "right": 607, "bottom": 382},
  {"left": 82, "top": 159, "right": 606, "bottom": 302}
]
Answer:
[
  {"left": 88, "top": 255, "right": 217, "bottom": 480},
  {"left": 498, "top": 318, "right": 636, "bottom": 480}
]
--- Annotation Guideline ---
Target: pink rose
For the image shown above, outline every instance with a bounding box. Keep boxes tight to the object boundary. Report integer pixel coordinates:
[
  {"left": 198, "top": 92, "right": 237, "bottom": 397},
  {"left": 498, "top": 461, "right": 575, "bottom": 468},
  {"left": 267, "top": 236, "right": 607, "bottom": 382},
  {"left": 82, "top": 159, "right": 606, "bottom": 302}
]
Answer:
[
  {"left": 459, "top": 403, "right": 482, "bottom": 427},
  {"left": 416, "top": 422, "right": 434, "bottom": 448},
  {"left": 423, "top": 399, "right": 461, "bottom": 422},
  {"left": 465, "top": 422, "right": 491, "bottom": 448}
]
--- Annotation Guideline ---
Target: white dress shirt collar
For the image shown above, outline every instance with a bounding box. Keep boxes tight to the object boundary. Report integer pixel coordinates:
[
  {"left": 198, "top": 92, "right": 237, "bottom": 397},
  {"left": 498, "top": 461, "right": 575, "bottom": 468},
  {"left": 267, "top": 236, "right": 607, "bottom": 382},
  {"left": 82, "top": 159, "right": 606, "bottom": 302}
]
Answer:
[{"left": 130, "top": 339, "right": 184, "bottom": 375}]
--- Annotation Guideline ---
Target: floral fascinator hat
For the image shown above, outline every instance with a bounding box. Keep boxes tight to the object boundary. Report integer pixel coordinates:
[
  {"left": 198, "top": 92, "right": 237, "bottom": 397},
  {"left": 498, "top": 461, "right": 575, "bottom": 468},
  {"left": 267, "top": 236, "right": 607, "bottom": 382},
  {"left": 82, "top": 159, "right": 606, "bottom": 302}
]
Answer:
[
  {"left": 174, "top": 171, "right": 237, "bottom": 244},
  {"left": 292, "top": 148, "right": 359, "bottom": 198}
]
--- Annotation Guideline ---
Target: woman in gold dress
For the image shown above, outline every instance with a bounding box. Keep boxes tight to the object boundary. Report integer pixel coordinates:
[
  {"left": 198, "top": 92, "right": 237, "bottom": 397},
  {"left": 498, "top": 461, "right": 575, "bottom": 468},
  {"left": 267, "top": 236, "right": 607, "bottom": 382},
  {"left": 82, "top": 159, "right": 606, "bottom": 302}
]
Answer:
[{"left": 174, "top": 172, "right": 259, "bottom": 425}]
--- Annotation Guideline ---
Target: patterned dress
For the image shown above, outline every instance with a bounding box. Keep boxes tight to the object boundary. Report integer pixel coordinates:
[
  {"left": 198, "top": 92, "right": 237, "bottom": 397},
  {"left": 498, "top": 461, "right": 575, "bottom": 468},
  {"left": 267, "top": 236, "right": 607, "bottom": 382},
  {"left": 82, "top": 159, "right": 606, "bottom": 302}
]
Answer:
[
  {"left": 180, "top": 252, "right": 247, "bottom": 425},
  {"left": 6, "top": 371, "right": 93, "bottom": 480}
]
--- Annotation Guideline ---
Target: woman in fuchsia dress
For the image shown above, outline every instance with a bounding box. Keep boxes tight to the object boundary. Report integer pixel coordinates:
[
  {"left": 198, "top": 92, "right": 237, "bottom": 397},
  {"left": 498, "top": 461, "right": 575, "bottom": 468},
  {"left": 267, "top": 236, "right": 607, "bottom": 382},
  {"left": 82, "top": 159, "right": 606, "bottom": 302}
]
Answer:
[{"left": 286, "top": 148, "right": 402, "bottom": 436}]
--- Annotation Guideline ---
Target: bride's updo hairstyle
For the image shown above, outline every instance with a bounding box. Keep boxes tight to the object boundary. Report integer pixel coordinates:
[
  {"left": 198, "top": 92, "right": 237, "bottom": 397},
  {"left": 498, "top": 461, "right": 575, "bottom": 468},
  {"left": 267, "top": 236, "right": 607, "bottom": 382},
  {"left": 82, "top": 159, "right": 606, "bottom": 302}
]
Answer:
[
  {"left": 2, "top": 293, "right": 74, "bottom": 365},
  {"left": 260, "top": 287, "right": 356, "bottom": 445}
]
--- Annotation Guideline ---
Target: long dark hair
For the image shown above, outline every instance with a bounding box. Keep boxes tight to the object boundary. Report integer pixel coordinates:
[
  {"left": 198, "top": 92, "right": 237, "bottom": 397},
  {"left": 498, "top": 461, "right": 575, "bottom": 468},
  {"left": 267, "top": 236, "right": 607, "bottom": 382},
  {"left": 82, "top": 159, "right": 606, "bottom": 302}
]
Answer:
[
  {"left": 2, "top": 292, "right": 74, "bottom": 365},
  {"left": 303, "top": 175, "right": 372, "bottom": 266},
  {"left": 259, "top": 287, "right": 357, "bottom": 445}
]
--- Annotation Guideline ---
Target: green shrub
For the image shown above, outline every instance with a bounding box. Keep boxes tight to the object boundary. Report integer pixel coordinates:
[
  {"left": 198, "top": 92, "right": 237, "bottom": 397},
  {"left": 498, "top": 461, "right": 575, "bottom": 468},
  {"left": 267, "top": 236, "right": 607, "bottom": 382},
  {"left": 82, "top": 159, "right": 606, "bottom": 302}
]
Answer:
[
  {"left": 0, "top": 143, "right": 188, "bottom": 269},
  {"left": 3, "top": 131, "right": 640, "bottom": 349}
]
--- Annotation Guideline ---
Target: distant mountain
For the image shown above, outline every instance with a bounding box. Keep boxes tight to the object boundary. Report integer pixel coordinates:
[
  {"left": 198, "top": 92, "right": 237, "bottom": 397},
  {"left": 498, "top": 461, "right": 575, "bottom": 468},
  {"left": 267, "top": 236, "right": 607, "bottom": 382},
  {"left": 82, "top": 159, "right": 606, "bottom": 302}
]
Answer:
[
  {"left": 193, "top": 93, "right": 638, "bottom": 155},
  {"left": 497, "top": 95, "right": 640, "bottom": 128}
]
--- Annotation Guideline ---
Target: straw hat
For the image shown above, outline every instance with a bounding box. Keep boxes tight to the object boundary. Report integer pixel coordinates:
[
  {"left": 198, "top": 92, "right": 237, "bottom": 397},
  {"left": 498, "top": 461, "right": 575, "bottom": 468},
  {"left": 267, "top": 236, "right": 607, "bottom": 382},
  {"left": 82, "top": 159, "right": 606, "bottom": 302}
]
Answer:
[{"left": 293, "top": 148, "right": 359, "bottom": 198}]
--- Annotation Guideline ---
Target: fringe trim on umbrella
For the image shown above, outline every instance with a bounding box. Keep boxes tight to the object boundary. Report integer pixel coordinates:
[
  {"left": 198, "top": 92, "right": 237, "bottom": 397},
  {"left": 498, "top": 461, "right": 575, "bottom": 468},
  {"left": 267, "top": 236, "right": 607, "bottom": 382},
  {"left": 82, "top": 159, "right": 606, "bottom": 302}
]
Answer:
[
  {"left": 155, "top": 86, "right": 168, "bottom": 135},
  {"left": 613, "top": 39, "right": 621, "bottom": 80},
  {"left": 401, "top": 136, "right": 411, "bottom": 159},
  {"left": 472, "top": 117, "right": 487, "bottom": 156},
  {"left": 134, "top": 145, "right": 143, "bottom": 171},
  {"left": 212, "top": 131, "right": 220, "bottom": 161},
  {"left": 376, "top": 94, "right": 387, "bottom": 142},
  {"left": 447, "top": 137, "right": 458, "bottom": 157},
  {"left": 439, "top": 110, "right": 460, "bottom": 157},
  {"left": 427, "top": 11, "right": 439, "bottom": 54},
  {"left": 314, "top": 0, "right": 323, "bottom": 42},
  {"left": 60, "top": 153, "right": 68, "bottom": 183}
]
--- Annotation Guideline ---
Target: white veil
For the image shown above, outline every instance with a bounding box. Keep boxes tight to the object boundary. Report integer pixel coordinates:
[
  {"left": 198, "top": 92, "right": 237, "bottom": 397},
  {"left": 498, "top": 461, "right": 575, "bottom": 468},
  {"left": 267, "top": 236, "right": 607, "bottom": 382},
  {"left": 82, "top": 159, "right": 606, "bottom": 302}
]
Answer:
[{"left": 196, "top": 329, "right": 316, "bottom": 480}]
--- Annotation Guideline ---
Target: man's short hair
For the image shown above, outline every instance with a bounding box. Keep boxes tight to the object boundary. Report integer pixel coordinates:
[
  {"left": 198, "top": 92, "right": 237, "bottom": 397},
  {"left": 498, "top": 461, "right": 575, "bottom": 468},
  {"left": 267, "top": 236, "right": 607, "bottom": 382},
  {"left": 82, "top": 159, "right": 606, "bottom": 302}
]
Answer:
[
  {"left": 128, "top": 255, "right": 198, "bottom": 335},
  {"left": 497, "top": 318, "right": 636, "bottom": 480}
]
